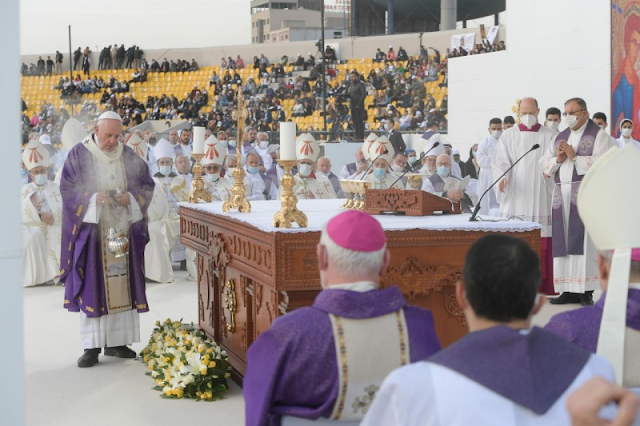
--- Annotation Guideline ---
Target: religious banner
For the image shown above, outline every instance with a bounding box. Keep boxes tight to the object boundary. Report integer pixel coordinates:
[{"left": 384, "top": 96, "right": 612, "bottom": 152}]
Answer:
[
  {"left": 450, "top": 33, "right": 475, "bottom": 53},
  {"left": 611, "top": 1, "right": 640, "bottom": 138}
]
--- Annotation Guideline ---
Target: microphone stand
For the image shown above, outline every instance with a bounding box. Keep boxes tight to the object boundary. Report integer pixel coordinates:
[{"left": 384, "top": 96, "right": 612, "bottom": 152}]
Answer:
[{"left": 469, "top": 144, "right": 540, "bottom": 222}]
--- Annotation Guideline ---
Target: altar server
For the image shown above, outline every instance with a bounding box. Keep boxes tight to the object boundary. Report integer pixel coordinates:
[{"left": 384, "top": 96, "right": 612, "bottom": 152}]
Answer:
[
  {"left": 244, "top": 210, "right": 441, "bottom": 426},
  {"left": 362, "top": 235, "right": 614, "bottom": 426},
  {"left": 22, "top": 139, "right": 63, "bottom": 287},
  {"left": 541, "top": 98, "right": 615, "bottom": 305},
  {"left": 362, "top": 136, "right": 404, "bottom": 189},
  {"left": 288, "top": 133, "right": 336, "bottom": 199},
  {"left": 475, "top": 117, "right": 502, "bottom": 216},
  {"left": 492, "top": 97, "right": 556, "bottom": 295}
]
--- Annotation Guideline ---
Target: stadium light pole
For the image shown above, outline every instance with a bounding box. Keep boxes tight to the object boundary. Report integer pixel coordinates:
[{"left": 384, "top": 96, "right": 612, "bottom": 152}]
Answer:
[
  {"left": 321, "top": 0, "right": 327, "bottom": 134},
  {"left": 68, "top": 26, "right": 73, "bottom": 81}
]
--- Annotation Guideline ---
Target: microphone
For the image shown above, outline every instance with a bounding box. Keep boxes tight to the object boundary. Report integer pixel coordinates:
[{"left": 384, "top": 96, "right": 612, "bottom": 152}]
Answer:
[
  {"left": 469, "top": 143, "right": 540, "bottom": 222},
  {"left": 359, "top": 149, "right": 389, "bottom": 180},
  {"left": 390, "top": 142, "right": 441, "bottom": 187}
]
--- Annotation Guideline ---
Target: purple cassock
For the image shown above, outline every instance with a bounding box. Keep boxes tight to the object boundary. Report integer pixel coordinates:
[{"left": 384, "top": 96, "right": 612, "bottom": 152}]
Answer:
[
  {"left": 429, "top": 325, "right": 591, "bottom": 414},
  {"left": 59, "top": 141, "right": 155, "bottom": 317},
  {"left": 243, "top": 286, "right": 441, "bottom": 426},
  {"left": 545, "top": 289, "right": 640, "bottom": 352}
]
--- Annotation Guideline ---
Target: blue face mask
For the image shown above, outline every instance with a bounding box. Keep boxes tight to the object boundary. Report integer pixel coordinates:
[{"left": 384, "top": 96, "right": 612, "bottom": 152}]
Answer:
[
  {"left": 373, "top": 167, "right": 387, "bottom": 179},
  {"left": 436, "top": 166, "right": 450, "bottom": 177},
  {"left": 247, "top": 166, "right": 260, "bottom": 174}
]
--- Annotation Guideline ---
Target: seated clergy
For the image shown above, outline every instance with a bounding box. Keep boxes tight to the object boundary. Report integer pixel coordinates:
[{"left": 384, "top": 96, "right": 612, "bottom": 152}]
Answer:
[
  {"left": 317, "top": 156, "right": 343, "bottom": 198},
  {"left": 288, "top": 133, "right": 337, "bottom": 199},
  {"left": 175, "top": 154, "right": 192, "bottom": 187},
  {"left": 362, "top": 235, "right": 614, "bottom": 426},
  {"left": 245, "top": 152, "right": 279, "bottom": 200},
  {"left": 339, "top": 146, "right": 369, "bottom": 180},
  {"left": 244, "top": 210, "right": 441, "bottom": 426},
  {"left": 545, "top": 145, "right": 640, "bottom": 391},
  {"left": 201, "top": 136, "right": 234, "bottom": 201},
  {"left": 362, "top": 136, "right": 404, "bottom": 189},
  {"left": 422, "top": 153, "right": 477, "bottom": 212},
  {"left": 144, "top": 139, "right": 190, "bottom": 283},
  {"left": 21, "top": 140, "right": 63, "bottom": 287}
]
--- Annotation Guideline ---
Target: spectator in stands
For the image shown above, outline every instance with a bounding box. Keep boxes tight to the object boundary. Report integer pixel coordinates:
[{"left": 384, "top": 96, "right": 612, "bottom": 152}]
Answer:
[
  {"left": 349, "top": 71, "right": 366, "bottom": 140},
  {"left": 397, "top": 46, "right": 408, "bottom": 61},
  {"left": 387, "top": 46, "right": 396, "bottom": 61},
  {"left": 324, "top": 45, "right": 337, "bottom": 62},
  {"left": 191, "top": 59, "right": 199, "bottom": 71},
  {"left": 73, "top": 47, "right": 82, "bottom": 71},
  {"left": 46, "top": 56, "right": 54, "bottom": 76},
  {"left": 236, "top": 55, "right": 245, "bottom": 68},
  {"left": 134, "top": 46, "right": 143, "bottom": 69},
  {"left": 374, "top": 48, "right": 387, "bottom": 63}
]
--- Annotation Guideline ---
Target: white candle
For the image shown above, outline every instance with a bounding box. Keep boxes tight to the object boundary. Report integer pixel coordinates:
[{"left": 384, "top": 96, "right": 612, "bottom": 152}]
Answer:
[
  {"left": 280, "top": 122, "right": 297, "bottom": 161},
  {"left": 192, "top": 126, "right": 205, "bottom": 155}
]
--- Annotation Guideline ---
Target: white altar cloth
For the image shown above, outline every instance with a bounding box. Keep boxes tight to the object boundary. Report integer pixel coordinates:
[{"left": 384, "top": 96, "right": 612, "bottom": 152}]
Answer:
[{"left": 180, "top": 199, "right": 541, "bottom": 235}]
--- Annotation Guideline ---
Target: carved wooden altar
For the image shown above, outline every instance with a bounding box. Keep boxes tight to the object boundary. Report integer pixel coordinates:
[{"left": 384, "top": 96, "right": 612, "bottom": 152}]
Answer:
[{"left": 180, "top": 206, "right": 540, "bottom": 385}]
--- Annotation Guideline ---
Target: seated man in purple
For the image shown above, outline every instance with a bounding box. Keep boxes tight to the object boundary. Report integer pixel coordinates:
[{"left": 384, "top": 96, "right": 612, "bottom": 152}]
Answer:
[
  {"left": 244, "top": 210, "right": 441, "bottom": 426},
  {"left": 362, "top": 235, "right": 614, "bottom": 425}
]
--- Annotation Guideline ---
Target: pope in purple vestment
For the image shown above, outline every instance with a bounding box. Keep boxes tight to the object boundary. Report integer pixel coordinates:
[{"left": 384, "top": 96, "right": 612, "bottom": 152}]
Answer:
[
  {"left": 244, "top": 210, "right": 441, "bottom": 426},
  {"left": 60, "top": 134, "right": 155, "bottom": 317}
]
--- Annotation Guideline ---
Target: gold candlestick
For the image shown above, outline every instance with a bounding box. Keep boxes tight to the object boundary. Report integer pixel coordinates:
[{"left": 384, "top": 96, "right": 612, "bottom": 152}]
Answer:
[
  {"left": 189, "top": 153, "right": 213, "bottom": 203},
  {"left": 222, "top": 165, "right": 251, "bottom": 213},
  {"left": 273, "top": 159, "right": 307, "bottom": 228}
]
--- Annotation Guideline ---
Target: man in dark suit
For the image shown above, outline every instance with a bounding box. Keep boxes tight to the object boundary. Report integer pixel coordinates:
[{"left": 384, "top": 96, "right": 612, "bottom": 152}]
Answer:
[
  {"left": 385, "top": 117, "right": 407, "bottom": 155},
  {"left": 348, "top": 71, "right": 366, "bottom": 140},
  {"left": 73, "top": 47, "right": 82, "bottom": 71}
]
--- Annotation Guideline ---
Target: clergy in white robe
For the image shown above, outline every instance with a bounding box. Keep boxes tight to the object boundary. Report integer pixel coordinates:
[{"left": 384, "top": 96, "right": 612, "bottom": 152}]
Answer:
[
  {"left": 617, "top": 118, "right": 640, "bottom": 149},
  {"left": 362, "top": 136, "right": 404, "bottom": 190},
  {"left": 362, "top": 235, "right": 615, "bottom": 426},
  {"left": 285, "top": 133, "right": 337, "bottom": 200},
  {"left": 541, "top": 99, "right": 616, "bottom": 304},
  {"left": 21, "top": 140, "right": 63, "bottom": 287},
  {"left": 475, "top": 118, "right": 503, "bottom": 216},
  {"left": 339, "top": 146, "right": 369, "bottom": 180},
  {"left": 492, "top": 97, "right": 557, "bottom": 295},
  {"left": 245, "top": 152, "right": 279, "bottom": 201},
  {"left": 422, "top": 154, "right": 477, "bottom": 213},
  {"left": 202, "top": 141, "right": 236, "bottom": 201}
]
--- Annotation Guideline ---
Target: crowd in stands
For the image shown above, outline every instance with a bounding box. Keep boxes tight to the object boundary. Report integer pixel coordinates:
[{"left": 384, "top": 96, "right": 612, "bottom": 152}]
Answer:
[{"left": 448, "top": 39, "right": 506, "bottom": 57}]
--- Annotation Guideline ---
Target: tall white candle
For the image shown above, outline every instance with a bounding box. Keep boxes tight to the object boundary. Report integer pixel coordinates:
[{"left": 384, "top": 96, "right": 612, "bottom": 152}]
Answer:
[
  {"left": 280, "top": 122, "right": 297, "bottom": 161},
  {"left": 192, "top": 126, "right": 205, "bottom": 155}
]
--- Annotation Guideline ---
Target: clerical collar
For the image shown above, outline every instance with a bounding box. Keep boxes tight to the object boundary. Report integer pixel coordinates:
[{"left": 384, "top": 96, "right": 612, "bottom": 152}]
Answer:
[{"left": 326, "top": 281, "right": 378, "bottom": 292}]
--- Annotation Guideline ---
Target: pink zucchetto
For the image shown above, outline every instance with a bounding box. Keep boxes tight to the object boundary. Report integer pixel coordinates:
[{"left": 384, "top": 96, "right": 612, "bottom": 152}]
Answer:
[{"left": 325, "top": 210, "right": 385, "bottom": 252}]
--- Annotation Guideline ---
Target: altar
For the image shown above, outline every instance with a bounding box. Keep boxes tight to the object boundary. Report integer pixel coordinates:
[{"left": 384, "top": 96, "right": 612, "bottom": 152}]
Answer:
[{"left": 180, "top": 199, "right": 541, "bottom": 384}]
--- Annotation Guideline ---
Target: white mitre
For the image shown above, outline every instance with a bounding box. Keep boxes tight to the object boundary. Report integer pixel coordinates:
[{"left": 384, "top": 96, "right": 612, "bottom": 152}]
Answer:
[
  {"left": 154, "top": 139, "right": 175, "bottom": 162},
  {"left": 370, "top": 135, "right": 395, "bottom": 164},
  {"left": 61, "top": 117, "right": 88, "bottom": 151},
  {"left": 22, "top": 139, "right": 50, "bottom": 170},
  {"left": 201, "top": 136, "right": 227, "bottom": 166},
  {"left": 125, "top": 133, "right": 147, "bottom": 159},
  {"left": 577, "top": 144, "right": 640, "bottom": 385},
  {"left": 363, "top": 132, "right": 379, "bottom": 160},
  {"left": 423, "top": 138, "right": 445, "bottom": 157},
  {"left": 296, "top": 133, "right": 320, "bottom": 162}
]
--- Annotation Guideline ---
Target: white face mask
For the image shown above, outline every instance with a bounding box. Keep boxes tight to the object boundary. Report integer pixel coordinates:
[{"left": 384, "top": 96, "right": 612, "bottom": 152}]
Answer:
[
  {"left": 219, "top": 140, "right": 228, "bottom": 148},
  {"left": 228, "top": 140, "right": 237, "bottom": 147},
  {"left": 299, "top": 164, "right": 312, "bottom": 176},
  {"left": 205, "top": 173, "right": 220, "bottom": 182},
  {"left": 226, "top": 167, "right": 235, "bottom": 176},
  {"left": 390, "top": 164, "right": 404, "bottom": 173},
  {"left": 564, "top": 114, "right": 579, "bottom": 130},
  {"left": 259, "top": 140, "right": 269, "bottom": 149},
  {"left": 490, "top": 130, "right": 502, "bottom": 140},
  {"left": 34, "top": 173, "right": 48, "bottom": 186},
  {"left": 622, "top": 128, "right": 633, "bottom": 137},
  {"left": 159, "top": 165, "right": 172, "bottom": 176},
  {"left": 546, "top": 121, "right": 559, "bottom": 132},
  {"left": 520, "top": 114, "right": 537, "bottom": 129}
]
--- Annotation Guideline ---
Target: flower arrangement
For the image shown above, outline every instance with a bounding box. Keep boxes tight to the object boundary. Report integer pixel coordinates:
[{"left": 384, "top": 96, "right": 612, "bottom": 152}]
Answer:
[{"left": 140, "top": 318, "right": 232, "bottom": 401}]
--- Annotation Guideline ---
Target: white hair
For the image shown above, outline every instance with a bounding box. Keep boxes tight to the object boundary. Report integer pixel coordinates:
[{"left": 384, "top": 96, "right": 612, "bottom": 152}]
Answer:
[
  {"left": 319, "top": 228, "right": 386, "bottom": 277},
  {"left": 257, "top": 131, "right": 269, "bottom": 140},
  {"left": 599, "top": 250, "right": 640, "bottom": 275}
]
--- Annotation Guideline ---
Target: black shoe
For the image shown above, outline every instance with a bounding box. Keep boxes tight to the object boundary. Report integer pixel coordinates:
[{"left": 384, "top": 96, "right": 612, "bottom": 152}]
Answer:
[
  {"left": 579, "top": 291, "right": 594, "bottom": 306},
  {"left": 549, "top": 292, "right": 581, "bottom": 305},
  {"left": 104, "top": 345, "right": 137, "bottom": 359},
  {"left": 78, "top": 348, "right": 101, "bottom": 368},
  {"left": 180, "top": 260, "right": 187, "bottom": 271}
]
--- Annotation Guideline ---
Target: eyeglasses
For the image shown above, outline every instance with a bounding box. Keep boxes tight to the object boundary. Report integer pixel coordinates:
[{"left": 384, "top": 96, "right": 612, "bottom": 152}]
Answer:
[
  {"left": 436, "top": 163, "right": 451, "bottom": 167},
  {"left": 562, "top": 110, "right": 584, "bottom": 117}
]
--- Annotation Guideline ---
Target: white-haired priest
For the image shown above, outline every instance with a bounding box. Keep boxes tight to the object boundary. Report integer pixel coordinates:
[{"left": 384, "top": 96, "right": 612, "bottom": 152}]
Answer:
[{"left": 59, "top": 111, "right": 155, "bottom": 368}]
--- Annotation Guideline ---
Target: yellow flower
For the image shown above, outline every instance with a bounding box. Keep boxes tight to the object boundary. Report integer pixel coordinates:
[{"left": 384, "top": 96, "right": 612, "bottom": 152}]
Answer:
[
  {"left": 206, "top": 348, "right": 214, "bottom": 354},
  {"left": 198, "top": 346, "right": 205, "bottom": 353},
  {"left": 209, "top": 361, "right": 216, "bottom": 368}
]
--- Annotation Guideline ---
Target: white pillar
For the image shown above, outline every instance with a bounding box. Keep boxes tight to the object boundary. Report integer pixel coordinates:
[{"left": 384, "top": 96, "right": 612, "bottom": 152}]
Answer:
[
  {"left": 440, "top": 0, "right": 457, "bottom": 31},
  {"left": 0, "top": 0, "right": 25, "bottom": 424}
]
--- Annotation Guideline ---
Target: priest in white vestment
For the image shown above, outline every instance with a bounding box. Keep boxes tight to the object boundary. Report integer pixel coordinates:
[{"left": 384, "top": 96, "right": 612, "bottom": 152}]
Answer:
[
  {"left": 475, "top": 118, "right": 502, "bottom": 216},
  {"left": 541, "top": 98, "right": 616, "bottom": 305},
  {"left": 492, "top": 97, "right": 557, "bottom": 295},
  {"left": 201, "top": 137, "right": 235, "bottom": 201},
  {"left": 362, "top": 235, "right": 614, "bottom": 426},
  {"left": 422, "top": 154, "right": 477, "bottom": 213},
  {"left": 21, "top": 140, "right": 63, "bottom": 287},
  {"left": 361, "top": 136, "right": 404, "bottom": 189},
  {"left": 286, "top": 133, "right": 336, "bottom": 200},
  {"left": 245, "top": 152, "right": 279, "bottom": 200}
]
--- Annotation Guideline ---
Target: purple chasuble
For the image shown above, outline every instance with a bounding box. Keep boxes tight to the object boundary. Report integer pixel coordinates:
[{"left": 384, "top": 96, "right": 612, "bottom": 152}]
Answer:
[
  {"left": 545, "top": 289, "right": 640, "bottom": 352},
  {"left": 243, "top": 286, "right": 441, "bottom": 426},
  {"left": 552, "top": 119, "right": 598, "bottom": 257},
  {"left": 429, "top": 325, "right": 590, "bottom": 415},
  {"left": 60, "top": 141, "right": 155, "bottom": 317}
]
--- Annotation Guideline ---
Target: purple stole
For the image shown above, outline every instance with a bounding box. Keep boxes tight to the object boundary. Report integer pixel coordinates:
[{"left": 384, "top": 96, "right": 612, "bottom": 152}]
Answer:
[
  {"left": 422, "top": 130, "right": 436, "bottom": 140},
  {"left": 429, "top": 326, "right": 590, "bottom": 414},
  {"left": 328, "top": 172, "right": 341, "bottom": 194},
  {"left": 265, "top": 165, "right": 279, "bottom": 188},
  {"left": 346, "top": 162, "right": 357, "bottom": 176},
  {"left": 552, "top": 120, "right": 598, "bottom": 258},
  {"left": 260, "top": 172, "right": 274, "bottom": 197},
  {"left": 428, "top": 174, "right": 445, "bottom": 192}
]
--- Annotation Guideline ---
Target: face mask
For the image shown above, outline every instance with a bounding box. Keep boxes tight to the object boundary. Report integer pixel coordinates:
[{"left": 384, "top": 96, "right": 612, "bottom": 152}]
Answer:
[
  {"left": 299, "top": 164, "right": 312, "bottom": 176},
  {"left": 490, "top": 130, "right": 502, "bottom": 140},
  {"left": 436, "top": 166, "right": 450, "bottom": 177},
  {"left": 317, "top": 170, "right": 329, "bottom": 177},
  {"left": 228, "top": 140, "right": 237, "bottom": 147},
  {"left": 226, "top": 167, "right": 235, "bottom": 176},
  {"left": 564, "top": 114, "right": 579, "bottom": 130},
  {"left": 622, "top": 128, "right": 632, "bottom": 137},
  {"left": 546, "top": 121, "right": 559, "bottom": 132},
  {"left": 159, "top": 166, "right": 172, "bottom": 176},
  {"left": 148, "top": 138, "right": 157, "bottom": 145},
  {"left": 373, "top": 167, "right": 387, "bottom": 179},
  {"left": 520, "top": 114, "right": 537, "bottom": 129},
  {"left": 390, "top": 164, "right": 403, "bottom": 173},
  {"left": 383, "top": 123, "right": 390, "bottom": 130},
  {"left": 205, "top": 173, "right": 220, "bottom": 182},
  {"left": 472, "top": 151, "right": 477, "bottom": 157},
  {"left": 408, "top": 156, "right": 417, "bottom": 165},
  {"left": 34, "top": 173, "right": 48, "bottom": 186},
  {"left": 219, "top": 140, "right": 228, "bottom": 148},
  {"left": 247, "top": 166, "right": 260, "bottom": 174},
  {"left": 259, "top": 140, "right": 269, "bottom": 149}
]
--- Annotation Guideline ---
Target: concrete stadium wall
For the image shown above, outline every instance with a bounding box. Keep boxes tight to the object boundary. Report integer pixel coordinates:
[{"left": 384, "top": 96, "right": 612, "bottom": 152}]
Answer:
[
  {"left": 448, "top": 0, "right": 610, "bottom": 159},
  {"left": 20, "top": 26, "right": 506, "bottom": 73}
]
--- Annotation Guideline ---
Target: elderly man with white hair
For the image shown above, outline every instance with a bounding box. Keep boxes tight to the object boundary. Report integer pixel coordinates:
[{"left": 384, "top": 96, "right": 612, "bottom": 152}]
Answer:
[
  {"left": 244, "top": 210, "right": 441, "bottom": 426},
  {"left": 245, "top": 152, "right": 278, "bottom": 200},
  {"left": 21, "top": 139, "right": 63, "bottom": 287},
  {"left": 422, "top": 153, "right": 477, "bottom": 212},
  {"left": 59, "top": 111, "right": 155, "bottom": 368},
  {"left": 287, "top": 134, "right": 337, "bottom": 199},
  {"left": 316, "top": 156, "right": 343, "bottom": 198}
]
